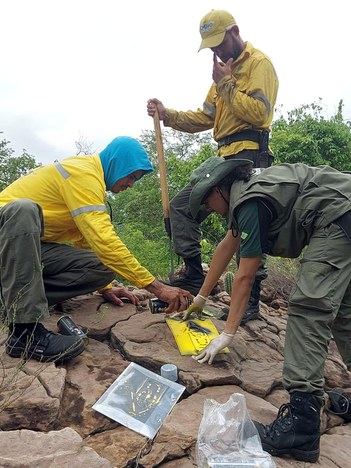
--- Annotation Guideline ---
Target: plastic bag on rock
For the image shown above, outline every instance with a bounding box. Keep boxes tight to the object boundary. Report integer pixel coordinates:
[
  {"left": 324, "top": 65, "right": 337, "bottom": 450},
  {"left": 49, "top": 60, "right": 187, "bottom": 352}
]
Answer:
[{"left": 196, "top": 393, "right": 275, "bottom": 467}]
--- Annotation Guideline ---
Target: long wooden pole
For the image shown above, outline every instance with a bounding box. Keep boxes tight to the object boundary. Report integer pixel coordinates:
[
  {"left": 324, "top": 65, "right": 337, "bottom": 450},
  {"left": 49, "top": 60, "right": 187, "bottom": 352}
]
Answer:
[
  {"left": 153, "top": 111, "right": 174, "bottom": 280},
  {"left": 153, "top": 111, "right": 171, "bottom": 239}
]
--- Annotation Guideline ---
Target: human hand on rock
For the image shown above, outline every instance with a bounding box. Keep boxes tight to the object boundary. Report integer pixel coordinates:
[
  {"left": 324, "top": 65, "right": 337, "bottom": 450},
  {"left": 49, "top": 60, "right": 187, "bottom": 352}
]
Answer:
[
  {"left": 193, "top": 332, "right": 234, "bottom": 365},
  {"left": 102, "top": 287, "right": 139, "bottom": 307}
]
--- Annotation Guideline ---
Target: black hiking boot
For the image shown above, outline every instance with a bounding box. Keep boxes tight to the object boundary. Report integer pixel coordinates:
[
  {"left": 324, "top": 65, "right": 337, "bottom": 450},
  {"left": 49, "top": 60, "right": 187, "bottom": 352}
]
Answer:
[
  {"left": 170, "top": 275, "right": 205, "bottom": 296},
  {"left": 327, "top": 388, "right": 351, "bottom": 422},
  {"left": 241, "top": 278, "right": 261, "bottom": 325},
  {"left": 254, "top": 392, "right": 321, "bottom": 463},
  {"left": 6, "top": 322, "right": 85, "bottom": 363},
  {"left": 170, "top": 254, "right": 205, "bottom": 296}
]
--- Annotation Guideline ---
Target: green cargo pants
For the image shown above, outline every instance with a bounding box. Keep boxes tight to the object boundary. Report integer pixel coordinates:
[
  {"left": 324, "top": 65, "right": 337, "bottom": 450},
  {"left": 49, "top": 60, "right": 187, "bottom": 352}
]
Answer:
[
  {"left": 283, "top": 221, "right": 351, "bottom": 405},
  {"left": 0, "top": 199, "right": 115, "bottom": 324}
]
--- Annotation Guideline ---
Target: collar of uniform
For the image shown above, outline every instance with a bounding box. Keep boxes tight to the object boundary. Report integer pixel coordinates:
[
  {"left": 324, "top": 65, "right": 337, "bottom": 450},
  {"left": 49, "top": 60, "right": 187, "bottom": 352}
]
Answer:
[{"left": 233, "top": 41, "right": 252, "bottom": 66}]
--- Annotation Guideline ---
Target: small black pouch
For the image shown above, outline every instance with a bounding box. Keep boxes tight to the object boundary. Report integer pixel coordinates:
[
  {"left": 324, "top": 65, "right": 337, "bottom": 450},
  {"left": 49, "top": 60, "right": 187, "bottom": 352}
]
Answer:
[{"left": 335, "top": 210, "right": 351, "bottom": 241}]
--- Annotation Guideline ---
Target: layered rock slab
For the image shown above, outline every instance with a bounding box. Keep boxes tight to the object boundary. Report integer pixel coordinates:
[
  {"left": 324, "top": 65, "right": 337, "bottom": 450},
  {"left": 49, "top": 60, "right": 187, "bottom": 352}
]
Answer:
[{"left": 0, "top": 427, "right": 112, "bottom": 467}]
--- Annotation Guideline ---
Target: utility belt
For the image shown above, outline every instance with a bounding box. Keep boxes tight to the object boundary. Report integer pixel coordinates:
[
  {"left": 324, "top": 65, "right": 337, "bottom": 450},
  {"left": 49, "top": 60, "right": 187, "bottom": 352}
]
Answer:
[{"left": 217, "top": 129, "right": 274, "bottom": 168}]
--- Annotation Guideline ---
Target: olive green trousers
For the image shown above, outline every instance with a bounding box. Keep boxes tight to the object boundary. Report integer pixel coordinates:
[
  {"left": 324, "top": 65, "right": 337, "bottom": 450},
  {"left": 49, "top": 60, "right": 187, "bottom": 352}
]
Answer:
[
  {"left": 283, "top": 221, "right": 351, "bottom": 405},
  {"left": 0, "top": 199, "right": 115, "bottom": 324}
]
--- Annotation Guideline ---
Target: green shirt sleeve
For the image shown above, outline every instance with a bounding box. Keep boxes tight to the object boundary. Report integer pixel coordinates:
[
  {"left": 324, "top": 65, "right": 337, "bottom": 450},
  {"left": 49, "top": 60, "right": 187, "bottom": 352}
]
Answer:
[{"left": 236, "top": 198, "right": 273, "bottom": 257}]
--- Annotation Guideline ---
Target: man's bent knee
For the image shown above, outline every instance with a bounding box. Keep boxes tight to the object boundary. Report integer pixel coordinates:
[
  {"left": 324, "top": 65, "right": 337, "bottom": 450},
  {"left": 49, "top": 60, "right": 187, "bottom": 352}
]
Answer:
[{"left": 1, "top": 199, "right": 44, "bottom": 235}]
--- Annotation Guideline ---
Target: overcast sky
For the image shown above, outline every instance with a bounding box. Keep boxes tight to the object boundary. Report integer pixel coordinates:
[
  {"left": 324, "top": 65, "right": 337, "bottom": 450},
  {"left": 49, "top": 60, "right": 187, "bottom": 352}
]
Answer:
[{"left": 1, "top": 0, "right": 350, "bottom": 165}]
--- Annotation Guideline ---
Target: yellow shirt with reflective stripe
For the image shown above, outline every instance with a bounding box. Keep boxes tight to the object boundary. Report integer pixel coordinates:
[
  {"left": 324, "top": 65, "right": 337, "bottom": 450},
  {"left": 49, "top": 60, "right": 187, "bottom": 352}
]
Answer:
[
  {"left": 0, "top": 154, "right": 155, "bottom": 288},
  {"left": 165, "top": 42, "right": 279, "bottom": 157}
]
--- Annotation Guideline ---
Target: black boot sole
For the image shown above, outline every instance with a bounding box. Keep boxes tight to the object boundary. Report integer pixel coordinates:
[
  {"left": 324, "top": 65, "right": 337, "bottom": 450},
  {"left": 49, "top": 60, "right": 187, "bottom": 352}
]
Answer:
[{"left": 262, "top": 443, "right": 320, "bottom": 463}]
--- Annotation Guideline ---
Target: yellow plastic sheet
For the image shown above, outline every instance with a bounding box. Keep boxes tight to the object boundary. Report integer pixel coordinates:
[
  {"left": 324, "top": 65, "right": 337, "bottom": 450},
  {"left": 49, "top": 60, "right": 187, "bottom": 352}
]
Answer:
[{"left": 166, "top": 316, "right": 230, "bottom": 356}]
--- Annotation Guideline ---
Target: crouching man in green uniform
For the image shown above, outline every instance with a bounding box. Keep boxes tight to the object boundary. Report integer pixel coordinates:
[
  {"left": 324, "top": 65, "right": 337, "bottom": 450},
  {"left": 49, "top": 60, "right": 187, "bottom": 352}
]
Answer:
[{"left": 185, "top": 156, "right": 351, "bottom": 463}]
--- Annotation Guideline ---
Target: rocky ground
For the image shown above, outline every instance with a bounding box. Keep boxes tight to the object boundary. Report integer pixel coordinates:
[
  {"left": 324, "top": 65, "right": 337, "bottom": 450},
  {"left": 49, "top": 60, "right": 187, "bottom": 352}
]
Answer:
[{"left": 1, "top": 273, "right": 351, "bottom": 467}]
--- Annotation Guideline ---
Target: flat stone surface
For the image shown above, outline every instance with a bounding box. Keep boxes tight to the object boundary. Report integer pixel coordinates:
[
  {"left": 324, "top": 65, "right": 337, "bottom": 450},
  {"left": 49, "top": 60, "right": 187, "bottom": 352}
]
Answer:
[
  {"left": 1, "top": 282, "right": 351, "bottom": 467},
  {"left": 0, "top": 427, "right": 112, "bottom": 467},
  {"left": 0, "top": 345, "right": 66, "bottom": 431}
]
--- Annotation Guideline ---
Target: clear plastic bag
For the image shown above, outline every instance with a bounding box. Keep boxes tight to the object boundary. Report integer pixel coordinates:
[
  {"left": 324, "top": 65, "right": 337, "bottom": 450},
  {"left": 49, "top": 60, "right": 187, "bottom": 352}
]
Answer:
[
  {"left": 93, "top": 362, "right": 185, "bottom": 439},
  {"left": 196, "top": 393, "right": 275, "bottom": 468}
]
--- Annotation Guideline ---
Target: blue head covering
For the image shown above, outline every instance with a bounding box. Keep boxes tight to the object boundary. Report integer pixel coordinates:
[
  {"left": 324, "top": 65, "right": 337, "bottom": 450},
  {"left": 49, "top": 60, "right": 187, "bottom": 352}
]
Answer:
[{"left": 99, "top": 136, "right": 153, "bottom": 190}]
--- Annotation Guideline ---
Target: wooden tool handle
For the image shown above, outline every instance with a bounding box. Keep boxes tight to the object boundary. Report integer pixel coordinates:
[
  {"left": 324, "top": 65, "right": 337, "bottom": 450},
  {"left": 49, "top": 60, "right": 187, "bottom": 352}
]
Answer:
[{"left": 153, "top": 112, "right": 170, "bottom": 220}]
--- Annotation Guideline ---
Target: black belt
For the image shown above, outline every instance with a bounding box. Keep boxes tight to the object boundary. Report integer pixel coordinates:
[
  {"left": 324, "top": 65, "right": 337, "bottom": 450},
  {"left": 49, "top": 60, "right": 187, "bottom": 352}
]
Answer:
[{"left": 217, "top": 129, "right": 261, "bottom": 148}]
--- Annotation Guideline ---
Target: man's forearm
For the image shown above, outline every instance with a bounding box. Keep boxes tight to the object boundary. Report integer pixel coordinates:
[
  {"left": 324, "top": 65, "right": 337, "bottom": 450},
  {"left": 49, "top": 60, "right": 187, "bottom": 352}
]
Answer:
[
  {"left": 144, "top": 279, "right": 164, "bottom": 296},
  {"left": 165, "top": 108, "right": 213, "bottom": 133},
  {"left": 224, "top": 256, "right": 261, "bottom": 334},
  {"left": 225, "top": 276, "right": 253, "bottom": 334}
]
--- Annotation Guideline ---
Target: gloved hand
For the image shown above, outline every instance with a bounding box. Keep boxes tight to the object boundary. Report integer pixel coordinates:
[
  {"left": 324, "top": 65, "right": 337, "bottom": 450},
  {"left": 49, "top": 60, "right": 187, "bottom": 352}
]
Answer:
[
  {"left": 193, "top": 332, "right": 234, "bottom": 365},
  {"left": 182, "top": 294, "right": 207, "bottom": 321}
]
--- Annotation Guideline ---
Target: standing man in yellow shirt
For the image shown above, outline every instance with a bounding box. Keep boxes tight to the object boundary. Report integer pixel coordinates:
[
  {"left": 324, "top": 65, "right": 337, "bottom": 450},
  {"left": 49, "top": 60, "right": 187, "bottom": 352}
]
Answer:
[{"left": 147, "top": 9, "right": 279, "bottom": 324}]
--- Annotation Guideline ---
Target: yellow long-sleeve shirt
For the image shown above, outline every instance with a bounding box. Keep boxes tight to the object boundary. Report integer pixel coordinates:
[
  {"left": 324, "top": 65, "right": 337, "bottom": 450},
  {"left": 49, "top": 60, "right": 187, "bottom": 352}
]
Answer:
[
  {"left": 0, "top": 154, "right": 155, "bottom": 288},
  {"left": 165, "top": 42, "right": 279, "bottom": 157}
]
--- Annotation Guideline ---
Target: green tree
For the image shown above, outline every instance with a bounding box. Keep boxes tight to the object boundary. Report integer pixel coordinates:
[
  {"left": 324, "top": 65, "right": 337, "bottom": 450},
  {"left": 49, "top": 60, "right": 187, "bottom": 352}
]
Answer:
[
  {"left": 0, "top": 135, "right": 39, "bottom": 191},
  {"left": 271, "top": 100, "right": 351, "bottom": 170}
]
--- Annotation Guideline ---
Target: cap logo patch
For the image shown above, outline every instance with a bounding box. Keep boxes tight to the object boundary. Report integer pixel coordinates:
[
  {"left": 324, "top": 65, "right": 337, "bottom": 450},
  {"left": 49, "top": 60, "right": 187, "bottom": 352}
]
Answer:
[{"left": 200, "top": 21, "right": 215, "bottom": 34}]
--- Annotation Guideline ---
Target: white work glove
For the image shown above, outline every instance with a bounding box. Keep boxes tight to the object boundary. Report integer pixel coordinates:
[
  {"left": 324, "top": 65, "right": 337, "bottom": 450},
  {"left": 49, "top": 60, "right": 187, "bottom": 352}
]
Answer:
[
  {"left": 193, "top": 332, "right": 234, "bottom": 365},
  {"left": 182, "top": 294, "right": 207, "bottom": 321}
]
